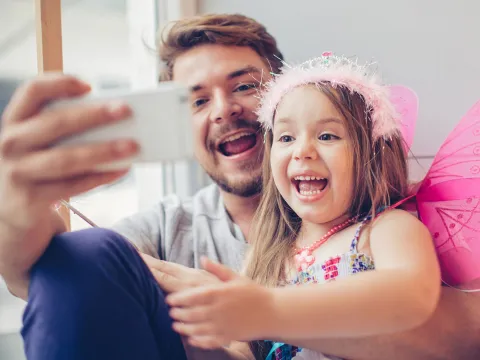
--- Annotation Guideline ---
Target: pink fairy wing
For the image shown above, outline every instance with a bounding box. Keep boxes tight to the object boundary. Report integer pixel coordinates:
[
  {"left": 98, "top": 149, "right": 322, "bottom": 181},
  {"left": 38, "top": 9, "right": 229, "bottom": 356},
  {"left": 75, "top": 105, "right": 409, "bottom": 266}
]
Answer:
[
  {"left": 388, "top": 85, "right": 418, "bottom": 153},
  {"left": 416, "top": 100, "right": 480, "bottom": 289}
]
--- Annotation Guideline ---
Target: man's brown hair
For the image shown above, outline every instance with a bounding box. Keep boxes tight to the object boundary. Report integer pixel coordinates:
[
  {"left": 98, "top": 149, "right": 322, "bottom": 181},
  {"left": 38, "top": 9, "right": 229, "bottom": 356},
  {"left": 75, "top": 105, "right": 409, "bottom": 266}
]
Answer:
[{"left": 157, "top": 13, "right": 284, "bottom": 81}]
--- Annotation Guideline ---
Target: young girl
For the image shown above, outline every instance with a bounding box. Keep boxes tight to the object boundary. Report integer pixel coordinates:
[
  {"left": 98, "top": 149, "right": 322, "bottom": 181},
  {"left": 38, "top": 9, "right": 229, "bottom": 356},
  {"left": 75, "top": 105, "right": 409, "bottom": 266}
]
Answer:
[{"left": 166, "top": 53, "right": 441, "bottom": 360}]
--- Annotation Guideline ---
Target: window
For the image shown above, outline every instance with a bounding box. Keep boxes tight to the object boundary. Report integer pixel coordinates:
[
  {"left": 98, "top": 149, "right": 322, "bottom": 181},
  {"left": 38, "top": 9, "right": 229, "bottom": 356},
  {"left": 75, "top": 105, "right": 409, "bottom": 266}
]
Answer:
[{"left": 0, "top": 1, "right": 201, "bottom": 352}]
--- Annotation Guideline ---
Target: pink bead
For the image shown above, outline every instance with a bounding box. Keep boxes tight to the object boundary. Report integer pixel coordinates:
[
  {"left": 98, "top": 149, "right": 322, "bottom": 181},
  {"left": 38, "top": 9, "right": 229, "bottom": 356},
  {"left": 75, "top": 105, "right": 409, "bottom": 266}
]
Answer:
[{"left": 295, "top": 216, "right": 356, "bottom": 255}]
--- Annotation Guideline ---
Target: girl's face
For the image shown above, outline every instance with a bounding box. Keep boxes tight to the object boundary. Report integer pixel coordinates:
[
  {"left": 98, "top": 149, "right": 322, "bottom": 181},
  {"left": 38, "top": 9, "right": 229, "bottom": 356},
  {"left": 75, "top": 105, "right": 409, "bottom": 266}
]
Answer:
[{"left": 270, "top": 85, "right": 354, "bottom": 225}]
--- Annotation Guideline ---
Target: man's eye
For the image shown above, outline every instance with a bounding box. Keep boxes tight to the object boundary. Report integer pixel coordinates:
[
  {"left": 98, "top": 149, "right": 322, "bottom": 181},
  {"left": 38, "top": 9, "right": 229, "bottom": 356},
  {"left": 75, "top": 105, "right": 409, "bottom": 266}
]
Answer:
[
  {"left": 193, "top": 98, "right": 208, "bottom": 108},
  {"left": 235, "top": 83, "right": 256, "bottom": 92}
]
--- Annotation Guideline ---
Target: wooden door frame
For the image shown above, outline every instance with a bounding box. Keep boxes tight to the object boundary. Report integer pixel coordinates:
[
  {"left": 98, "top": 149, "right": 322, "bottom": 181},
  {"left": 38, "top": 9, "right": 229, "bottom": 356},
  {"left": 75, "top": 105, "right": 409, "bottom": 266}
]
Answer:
[{"left": 35, "top": 0, "right": 71, "bottom": 230}]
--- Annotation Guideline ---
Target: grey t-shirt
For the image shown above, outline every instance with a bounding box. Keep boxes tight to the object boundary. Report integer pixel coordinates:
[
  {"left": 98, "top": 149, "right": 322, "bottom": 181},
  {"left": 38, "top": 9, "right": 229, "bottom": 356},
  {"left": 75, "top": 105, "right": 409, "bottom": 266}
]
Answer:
[{"left": 111, "top": 184, "right": 248, "bottom": 272}]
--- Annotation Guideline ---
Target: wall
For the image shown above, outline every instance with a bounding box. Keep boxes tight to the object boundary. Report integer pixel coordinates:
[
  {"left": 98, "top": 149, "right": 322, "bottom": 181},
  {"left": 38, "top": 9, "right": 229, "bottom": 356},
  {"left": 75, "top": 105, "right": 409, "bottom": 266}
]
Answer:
[{"left": 199, "top": 0, "right": 480, "bottom": 179}]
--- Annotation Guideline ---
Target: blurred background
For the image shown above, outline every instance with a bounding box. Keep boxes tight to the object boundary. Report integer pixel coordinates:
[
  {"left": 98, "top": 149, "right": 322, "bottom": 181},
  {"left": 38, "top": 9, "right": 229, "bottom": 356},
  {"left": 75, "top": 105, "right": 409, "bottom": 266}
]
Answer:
[{"left": 0, "top": 0, "right": 479, "bottom": 358}]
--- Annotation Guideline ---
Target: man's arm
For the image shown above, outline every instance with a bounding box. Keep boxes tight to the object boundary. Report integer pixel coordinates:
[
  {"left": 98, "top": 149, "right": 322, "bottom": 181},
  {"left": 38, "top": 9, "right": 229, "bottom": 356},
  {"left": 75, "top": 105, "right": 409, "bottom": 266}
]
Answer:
[
  {"left": 0, "top": 209, "right": 65, "bottom": 300},
  {"left": 281, "top": 288, "right": 480, "bottom": 360},
  {"left": 0, "top": 75, "right": 136, "bottom": 301}
]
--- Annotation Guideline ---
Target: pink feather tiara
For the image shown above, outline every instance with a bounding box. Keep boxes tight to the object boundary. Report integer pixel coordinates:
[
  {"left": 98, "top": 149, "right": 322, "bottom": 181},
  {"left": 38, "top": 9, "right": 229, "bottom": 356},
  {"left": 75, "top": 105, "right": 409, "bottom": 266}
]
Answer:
[{"left": 257, "top": 52, "right": 403, "bottom": 140}]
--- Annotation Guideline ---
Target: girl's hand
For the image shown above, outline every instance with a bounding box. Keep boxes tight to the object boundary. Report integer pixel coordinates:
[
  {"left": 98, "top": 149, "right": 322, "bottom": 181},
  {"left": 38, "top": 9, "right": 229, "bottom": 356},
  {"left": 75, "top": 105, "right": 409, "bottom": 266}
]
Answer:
[
  {"left": 166, "top": 257, "right": 275, "bottom": 350},
  {"left": 140, "top": 253, "right": 221, "bottom": 294}
]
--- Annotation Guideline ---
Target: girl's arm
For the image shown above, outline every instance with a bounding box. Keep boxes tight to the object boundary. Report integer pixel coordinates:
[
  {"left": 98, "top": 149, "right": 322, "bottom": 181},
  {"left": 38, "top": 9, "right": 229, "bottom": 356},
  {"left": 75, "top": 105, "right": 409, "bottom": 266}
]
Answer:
[
  {"left": 264, "top": 209, "right": 441, "bottom": 339},
  {"left": 227, "top": 342, "right": 255, "bottom": 360},
  {"left": 183, "top": 340, "right": 254, "bottom": 360},
  {"left": 274, "top": 288, "right": 480, "bottom": 360}
]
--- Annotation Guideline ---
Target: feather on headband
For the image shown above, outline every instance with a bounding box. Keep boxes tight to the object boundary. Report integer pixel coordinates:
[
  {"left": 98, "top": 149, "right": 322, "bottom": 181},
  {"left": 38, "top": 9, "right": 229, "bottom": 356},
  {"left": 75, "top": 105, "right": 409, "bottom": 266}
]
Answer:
[{"left": 257, "top": 52, "right": 403, "bottom": 140}]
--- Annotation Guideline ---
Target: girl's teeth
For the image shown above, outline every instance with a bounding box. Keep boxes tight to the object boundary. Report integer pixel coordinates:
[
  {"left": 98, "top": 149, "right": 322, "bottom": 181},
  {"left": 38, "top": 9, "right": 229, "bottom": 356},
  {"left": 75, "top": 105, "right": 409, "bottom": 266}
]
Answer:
[
  {"left": 294, "top": 176, "right": 324, "bottom": 181},
  {"left": 299, "top": 190, "right": 322, "bottom": 196}
]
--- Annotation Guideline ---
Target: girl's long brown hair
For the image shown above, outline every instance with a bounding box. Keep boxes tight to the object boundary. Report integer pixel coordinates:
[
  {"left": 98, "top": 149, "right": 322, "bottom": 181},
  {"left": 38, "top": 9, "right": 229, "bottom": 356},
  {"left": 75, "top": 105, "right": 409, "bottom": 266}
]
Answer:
[{"left": 246, "top": 83, "right": 409, "bottom": 358}]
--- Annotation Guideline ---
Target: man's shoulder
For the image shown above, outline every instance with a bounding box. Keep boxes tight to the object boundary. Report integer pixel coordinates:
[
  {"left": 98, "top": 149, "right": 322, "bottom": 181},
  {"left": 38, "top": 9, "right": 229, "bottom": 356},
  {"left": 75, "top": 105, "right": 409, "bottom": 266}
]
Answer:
[
  {"left": 113, "top": 183, "right": 222, "bottom": 231},
  {"left": 135, "top": 183, "right": 225, "bottom": 231},
  {"left": 160, "top": 183, "right": 223, "bottom": 218},
  {"left": 110, "top": 184, "right": 224, "bottom": 258}
]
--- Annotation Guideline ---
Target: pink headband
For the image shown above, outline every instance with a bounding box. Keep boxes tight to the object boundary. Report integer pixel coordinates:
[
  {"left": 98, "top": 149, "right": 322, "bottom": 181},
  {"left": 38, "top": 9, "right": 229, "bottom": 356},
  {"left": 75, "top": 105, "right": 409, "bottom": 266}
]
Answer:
[{"left": 257, "top": 52, "right": 407, "bottom": 140}]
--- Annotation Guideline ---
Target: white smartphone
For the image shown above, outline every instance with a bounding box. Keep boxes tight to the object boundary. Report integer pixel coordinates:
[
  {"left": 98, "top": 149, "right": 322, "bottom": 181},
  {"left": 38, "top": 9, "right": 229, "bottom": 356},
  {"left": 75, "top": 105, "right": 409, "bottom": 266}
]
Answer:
[{"left": 50, "top": 81, "right": 192, "bottom": 171}]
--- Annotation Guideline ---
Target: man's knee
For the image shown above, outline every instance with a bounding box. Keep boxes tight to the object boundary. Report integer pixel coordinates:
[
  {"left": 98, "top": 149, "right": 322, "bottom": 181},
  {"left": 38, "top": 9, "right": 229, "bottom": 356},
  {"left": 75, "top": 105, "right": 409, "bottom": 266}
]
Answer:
[
  {"left": 27, "top": 228, "right": 142, "bottom": 302},
  {"left": 37, "top": 228, "right": 135, "bottom": 273},
  {"left": 48, "top": 227, "right": 134, "bottom": 265},
  {"left": 24, "top": 227, "right": 155, "bottom": 321},
  {"left": 21, "top": 229, "right": 178, "bottom": 360}
]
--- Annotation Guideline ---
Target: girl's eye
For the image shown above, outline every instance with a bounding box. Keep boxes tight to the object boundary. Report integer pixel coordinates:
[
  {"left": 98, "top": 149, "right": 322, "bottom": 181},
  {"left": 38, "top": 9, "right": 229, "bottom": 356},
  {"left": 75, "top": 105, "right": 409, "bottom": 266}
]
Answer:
[
  {"left": 318, "top": 133, "right": 338, "bottom": 141},
  {"left": 279, "top": 135, "right": 294, "bottom": 142}
]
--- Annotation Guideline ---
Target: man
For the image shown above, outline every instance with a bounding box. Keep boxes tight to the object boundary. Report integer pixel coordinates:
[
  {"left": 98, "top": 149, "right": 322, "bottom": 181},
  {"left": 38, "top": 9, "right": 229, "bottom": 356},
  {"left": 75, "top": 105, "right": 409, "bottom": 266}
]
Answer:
[{"left": 0, "top": 13, "right": 478, "bottom": 360}]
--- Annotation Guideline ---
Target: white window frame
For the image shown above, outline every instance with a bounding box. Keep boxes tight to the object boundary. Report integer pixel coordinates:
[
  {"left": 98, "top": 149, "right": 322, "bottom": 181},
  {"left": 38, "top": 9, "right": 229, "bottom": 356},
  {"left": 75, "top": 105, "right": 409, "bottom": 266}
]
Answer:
[{"left": 127, "top": 0, "right": 200, "bottom": 210}]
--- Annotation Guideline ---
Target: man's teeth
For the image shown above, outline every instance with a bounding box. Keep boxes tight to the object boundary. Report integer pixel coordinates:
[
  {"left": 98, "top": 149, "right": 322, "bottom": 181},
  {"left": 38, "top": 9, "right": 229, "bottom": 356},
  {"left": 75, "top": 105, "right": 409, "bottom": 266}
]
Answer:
[
  {"left": 293, "top": 176, "right": 325, "bottom": 181},
  {"left": 222, "top": 132, "right": 252, "bottom": 143}
]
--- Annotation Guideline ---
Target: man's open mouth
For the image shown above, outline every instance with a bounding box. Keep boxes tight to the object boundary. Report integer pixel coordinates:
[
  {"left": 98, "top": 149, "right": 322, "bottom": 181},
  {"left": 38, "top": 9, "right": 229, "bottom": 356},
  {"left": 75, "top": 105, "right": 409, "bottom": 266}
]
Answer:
[
  {"left": 292, "top": 176, "right": 328, "bottom": 196},
  {"left": 218, "top": 131, "right": 258, "bottom": 157}
]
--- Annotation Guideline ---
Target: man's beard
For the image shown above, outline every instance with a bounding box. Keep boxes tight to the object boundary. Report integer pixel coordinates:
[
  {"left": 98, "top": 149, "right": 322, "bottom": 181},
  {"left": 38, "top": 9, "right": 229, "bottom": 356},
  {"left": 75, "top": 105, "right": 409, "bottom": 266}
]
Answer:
[{"left": 207, "top": 167, "right": 263, "bottom": 197}]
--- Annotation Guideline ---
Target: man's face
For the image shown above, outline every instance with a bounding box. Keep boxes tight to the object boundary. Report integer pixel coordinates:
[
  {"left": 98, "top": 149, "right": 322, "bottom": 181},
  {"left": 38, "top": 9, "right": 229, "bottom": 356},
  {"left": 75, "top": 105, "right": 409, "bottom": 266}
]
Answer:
[{"left": 173, "top": 45, "right": 271, "bottom": 197}]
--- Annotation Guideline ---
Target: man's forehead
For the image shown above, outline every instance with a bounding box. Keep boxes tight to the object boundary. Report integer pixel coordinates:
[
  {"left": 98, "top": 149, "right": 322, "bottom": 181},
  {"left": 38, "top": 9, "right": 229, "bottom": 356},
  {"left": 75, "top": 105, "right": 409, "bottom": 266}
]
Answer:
[{"left": 172, "top": 45, "right": 269, "bottom": 86}]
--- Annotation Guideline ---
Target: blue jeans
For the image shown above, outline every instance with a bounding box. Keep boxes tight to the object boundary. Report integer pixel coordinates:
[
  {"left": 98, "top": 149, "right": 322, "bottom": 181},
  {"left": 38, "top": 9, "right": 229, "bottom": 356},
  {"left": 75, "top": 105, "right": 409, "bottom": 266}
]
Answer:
[{"left": 21, "top": 228, "right": 187, "bottom": 360}]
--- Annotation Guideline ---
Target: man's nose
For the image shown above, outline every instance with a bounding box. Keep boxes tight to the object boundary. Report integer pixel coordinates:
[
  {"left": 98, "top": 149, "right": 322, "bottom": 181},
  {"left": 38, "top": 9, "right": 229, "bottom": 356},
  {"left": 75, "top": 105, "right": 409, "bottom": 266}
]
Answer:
[{"left": 209, "top": 91, "right": 242, "bottom": 123}]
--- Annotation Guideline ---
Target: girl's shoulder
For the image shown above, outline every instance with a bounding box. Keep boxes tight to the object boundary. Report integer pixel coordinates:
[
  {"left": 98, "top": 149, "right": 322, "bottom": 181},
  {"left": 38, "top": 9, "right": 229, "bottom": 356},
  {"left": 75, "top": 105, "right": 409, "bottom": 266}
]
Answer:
[
  {"left": 372, "top": 207, "right": 423, "bottom": 225},
  {"left": 368, "top": 208, "right": 431, "bottom": 243}
]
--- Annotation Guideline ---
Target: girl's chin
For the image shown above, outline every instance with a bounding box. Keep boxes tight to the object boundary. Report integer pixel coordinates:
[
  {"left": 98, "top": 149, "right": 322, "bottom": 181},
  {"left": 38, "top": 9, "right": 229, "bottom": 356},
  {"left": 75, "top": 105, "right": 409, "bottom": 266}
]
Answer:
[{"left": 293, "top": 206, "right": 350, "bottom": 226}]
